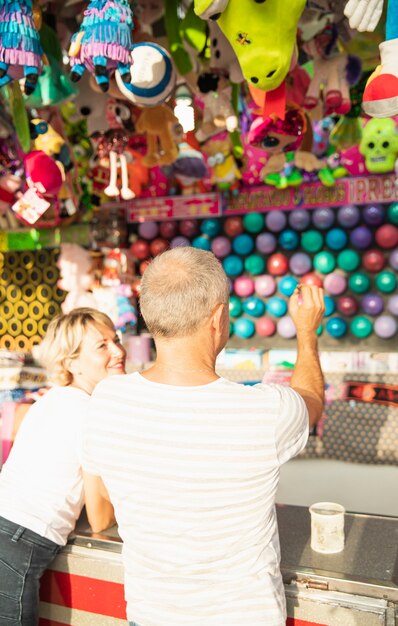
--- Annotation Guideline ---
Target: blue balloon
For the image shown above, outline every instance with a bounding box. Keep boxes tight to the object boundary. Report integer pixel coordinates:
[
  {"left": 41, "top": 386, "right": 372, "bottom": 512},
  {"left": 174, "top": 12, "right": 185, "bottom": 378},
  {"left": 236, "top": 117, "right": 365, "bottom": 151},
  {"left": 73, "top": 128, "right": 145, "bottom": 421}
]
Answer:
[
  {"left": 326, "top": 317, "right": 347, "bottom": 338},
  {"left": 200, "top": 218, "right": 221, "bottom": 237},
  {"left": 267, "top": 296, "right": 288, "bottom": 317},
  {"left": 242, "top": 296, "right": 266, "bottom": 317},
  {"left": 326, "top": 228, "right": 348, "bottom": 251},
  {"left": 279, "top": 275, "right": 298, "bottom": 297},
  {"left": 234, "top": 317, "right": 255, "bottom": 338},
  {"left": 223, "top": 255, "right": 244, "bottom": 277},
  {"left": 324, "top": 295, "right": 336, "bottom": 317},
  {"left": 192, "top": 235, "right": 211, "bottom": 251},
  {"left": 232, "top": 233, "right": 254, "bottom": 255},
  {"left": 278, "top": 229, "right": 300, "bottom": 251}
]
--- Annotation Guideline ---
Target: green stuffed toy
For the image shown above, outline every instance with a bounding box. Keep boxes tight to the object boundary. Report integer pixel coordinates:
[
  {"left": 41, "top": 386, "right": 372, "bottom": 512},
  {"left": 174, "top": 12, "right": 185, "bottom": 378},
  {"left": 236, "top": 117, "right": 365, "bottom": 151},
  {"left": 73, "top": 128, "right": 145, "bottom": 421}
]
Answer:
[{"left": 194, "top": 0, "right": 306, "bottom": 93}]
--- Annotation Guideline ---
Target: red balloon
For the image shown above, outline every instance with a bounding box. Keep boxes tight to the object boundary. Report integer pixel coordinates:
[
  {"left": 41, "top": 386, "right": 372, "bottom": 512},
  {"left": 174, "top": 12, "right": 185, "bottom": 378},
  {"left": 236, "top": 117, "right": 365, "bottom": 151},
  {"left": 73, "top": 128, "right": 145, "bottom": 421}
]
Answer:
[
  {"left": 337, "top": 295, "right": 358, "bottom": 317},
  {"left": 224, "top": 216, "right": 244, "bottom": 237},
  {"left": 301, "top": 272, "right": 324, "bottom": 287},
  {"left": 179, "top": 219, "right": 199, "bottom": 238},
  {"left": 131, "top": 239, "right": 150, "bottom": 260},
  {"left": 375, "top": 224, "right": 398, "bottom": 249},
  {"left": 267, "top": 253, "right": 289, "bottom": 276},
  {"left": 362, "top": 249, "right": 386, "bottom": 272},
  {"left": 139, "top": 260, "right": 151, "bottom": 275},
  {"left": 150, "top": 238, "right": 169, "bottom": 256},
  {"left": 159, "top": 221, "right": 178, "bottom": 239},
  {"left": 256, "top": 317, "right": 276, "bottom": 337}
]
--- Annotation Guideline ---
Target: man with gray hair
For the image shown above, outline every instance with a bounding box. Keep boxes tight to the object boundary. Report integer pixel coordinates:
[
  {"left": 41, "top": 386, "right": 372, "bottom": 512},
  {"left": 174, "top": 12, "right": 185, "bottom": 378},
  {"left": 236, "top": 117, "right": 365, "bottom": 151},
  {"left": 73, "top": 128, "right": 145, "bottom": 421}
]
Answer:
[{"left": 83, "top": 247, "right": 325, "bottom": 626}]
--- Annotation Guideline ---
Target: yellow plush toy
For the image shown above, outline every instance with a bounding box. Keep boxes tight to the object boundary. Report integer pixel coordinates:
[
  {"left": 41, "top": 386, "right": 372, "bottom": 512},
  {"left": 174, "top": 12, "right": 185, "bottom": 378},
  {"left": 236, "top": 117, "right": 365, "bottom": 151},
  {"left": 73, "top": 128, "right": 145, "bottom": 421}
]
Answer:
[{"left": 135, "top": 105, "right": 178, "bottom": 167}]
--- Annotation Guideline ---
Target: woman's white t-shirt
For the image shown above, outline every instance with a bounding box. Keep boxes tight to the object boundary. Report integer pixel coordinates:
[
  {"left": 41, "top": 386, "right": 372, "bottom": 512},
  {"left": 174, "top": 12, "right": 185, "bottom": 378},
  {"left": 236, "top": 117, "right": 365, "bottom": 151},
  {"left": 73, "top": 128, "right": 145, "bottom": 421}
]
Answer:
[{"left": 0, "top": 386, "right": 88, "bottom": 545}]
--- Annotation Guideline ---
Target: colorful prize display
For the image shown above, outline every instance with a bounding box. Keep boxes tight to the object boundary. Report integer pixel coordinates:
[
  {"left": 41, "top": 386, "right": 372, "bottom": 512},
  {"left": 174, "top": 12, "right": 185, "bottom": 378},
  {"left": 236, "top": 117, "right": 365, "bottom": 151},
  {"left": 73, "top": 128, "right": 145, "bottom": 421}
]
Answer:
[{"left": 126, "top": 204, "right": 397, "bottom": 345}]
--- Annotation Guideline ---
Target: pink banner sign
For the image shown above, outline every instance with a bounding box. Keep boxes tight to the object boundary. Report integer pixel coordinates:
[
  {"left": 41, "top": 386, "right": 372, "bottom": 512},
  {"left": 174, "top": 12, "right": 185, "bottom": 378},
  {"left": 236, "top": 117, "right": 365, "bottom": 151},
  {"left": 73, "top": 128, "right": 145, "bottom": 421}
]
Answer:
[
  {"left": 126, "top": 193, "right": 221, "bottom": 223},
  {"left": 225, "top": 174, "right": 398, "bottom": 215}
]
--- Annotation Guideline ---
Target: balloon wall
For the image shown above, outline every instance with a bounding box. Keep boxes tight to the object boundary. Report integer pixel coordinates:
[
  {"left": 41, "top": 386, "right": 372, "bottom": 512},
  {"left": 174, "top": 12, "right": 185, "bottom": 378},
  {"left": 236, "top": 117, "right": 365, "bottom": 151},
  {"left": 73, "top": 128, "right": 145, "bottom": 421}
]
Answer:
[{"left": 129, "top": 202, "right": 398, "bottom": 346}]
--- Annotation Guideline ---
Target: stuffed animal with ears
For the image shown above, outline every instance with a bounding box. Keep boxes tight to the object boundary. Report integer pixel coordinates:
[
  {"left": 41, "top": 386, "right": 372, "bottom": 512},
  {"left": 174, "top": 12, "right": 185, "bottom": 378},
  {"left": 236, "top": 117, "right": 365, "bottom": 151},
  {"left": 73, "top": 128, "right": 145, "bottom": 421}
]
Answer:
[
  {"left": 299, "top": 9, "right": 361, "bottom": 115},
  {"left": 57, "top": 243, "right": 98, "bottom": 314},
  {"left": 68, "top": 0, "right": 134, "bottom": 93},
  {"left": 345, "top": 0, "right": 398, "bottom": 116},
  {"left": 0, "top": 0, "right": 44, "bottom": 94},
  {"left": 194, "top": 0, "right": 306, "bottom": 113},
  {"left": 202, "top": 131, "right": 241, "bottom": 193},
  {"left": 195, "top": 72, "right": 238, "bottom": 142},
  {"left": 207, "top": 20, "right": 244, "bottom": 84}
]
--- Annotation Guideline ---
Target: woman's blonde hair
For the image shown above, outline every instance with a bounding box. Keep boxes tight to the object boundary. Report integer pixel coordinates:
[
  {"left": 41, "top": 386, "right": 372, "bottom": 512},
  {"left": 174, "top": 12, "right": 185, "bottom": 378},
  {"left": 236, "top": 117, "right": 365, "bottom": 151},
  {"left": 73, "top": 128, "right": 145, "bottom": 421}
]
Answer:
[{"left": 38, "top": 307, "right": 115, "bottom": 386}]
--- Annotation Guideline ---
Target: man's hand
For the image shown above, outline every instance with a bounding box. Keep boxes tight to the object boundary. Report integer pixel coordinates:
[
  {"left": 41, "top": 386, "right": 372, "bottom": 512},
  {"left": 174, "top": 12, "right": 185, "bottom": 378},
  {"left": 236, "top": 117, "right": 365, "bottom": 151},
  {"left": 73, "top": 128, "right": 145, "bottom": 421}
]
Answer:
[
  {"left": 289, "top": 284, "right": 325, "bottom": 336},
  {"left": 344, "top": 0, "right": 384, "bottom": 32}
]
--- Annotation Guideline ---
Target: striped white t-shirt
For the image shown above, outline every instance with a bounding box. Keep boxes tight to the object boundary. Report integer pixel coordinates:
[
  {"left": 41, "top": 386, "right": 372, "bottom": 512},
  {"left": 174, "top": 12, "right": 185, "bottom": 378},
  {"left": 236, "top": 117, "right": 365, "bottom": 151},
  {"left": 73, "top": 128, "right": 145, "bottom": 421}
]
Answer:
[{"left": 83, "top": 373, "right": 308, "bottom": 626}]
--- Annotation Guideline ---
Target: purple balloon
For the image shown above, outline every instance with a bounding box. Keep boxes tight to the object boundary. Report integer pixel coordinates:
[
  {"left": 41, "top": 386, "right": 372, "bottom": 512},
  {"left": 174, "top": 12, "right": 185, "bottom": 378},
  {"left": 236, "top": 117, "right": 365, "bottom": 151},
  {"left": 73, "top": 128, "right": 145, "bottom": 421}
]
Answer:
[
  {"left": 361, "top": 293, "right": 384, "bottom": 316},
  {"left": 170, "top": 236, "right": 190, "bottom": 248},
  {"left": 277, "top": 315, "right": 296, "bottom": 339},
  {"left": 256, "top": 232, "right": 277, "bottom": 254},
  {"left": 324, "top": 272, "right": 347, "bottom": 295},
  {"left": 312, "top": 207, "right": 335, "bottom": 229},
  {"left": 265, "top": 210, "right": 287, "bottom": 232},
  {"left": 289, "top": 209, "right": 311, "bottom": 231},
  {"left": 211, "top": 236, "right": 232, "bottom": 258},
  {"left": 387, "top": 294, "right": 398, "bottom": 316},
  {"left": 255, "top": 275, "right": 276, "bottom": 297},
  {"left": 289, "top": 252, "right": 312, "bottom": 276},
  {"left": 374, "top": 315, "right": 398, "bottom": 339},
  {"left": 363, "top": 204, "right": 385, "bottom": 226},
  {"left": 350, "top": 226, "right": 373, "bottom": 249},
  {"left": 389, "top": 248, "right": 398, "bottom": 270},
  {"left": 337, "top": 205, "right": 360, "bottom": 228},
  {"left": 138, "top": 221, "right": 159, "bottom": 239}
]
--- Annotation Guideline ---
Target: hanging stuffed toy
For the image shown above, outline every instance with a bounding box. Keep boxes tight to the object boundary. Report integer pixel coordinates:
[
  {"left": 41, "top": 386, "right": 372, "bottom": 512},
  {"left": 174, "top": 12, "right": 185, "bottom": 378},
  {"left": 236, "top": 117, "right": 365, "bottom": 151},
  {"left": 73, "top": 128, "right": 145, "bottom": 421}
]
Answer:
[
  {"left": 345, "top": 0, "right": 398, "bottom": 117},
  {"left": 68, "top": 0, "right": 134, "bottom": 92},
  {"left": 169, "top": 141, "right": 209, "bottom": 195},
  {"left": 202, "top": 131, "right": 241, "bottom": 194},
  {"left": 100, "top": 98, "right": 135, "bottom": 200},
  {"left": 207, "top": 21, "right": 244, "bottom": 84},
  {"left": 0, "top": 0, "right": 44, "bottom": 94},
  {"left": 194, "top": 0, "right": 306, "bottom": 115},
  {"left": 57, "top": 243, "right": 98, "bottom": 313},
  {"left": 195, "top": 72, "right": 238, "bottom": 142}
]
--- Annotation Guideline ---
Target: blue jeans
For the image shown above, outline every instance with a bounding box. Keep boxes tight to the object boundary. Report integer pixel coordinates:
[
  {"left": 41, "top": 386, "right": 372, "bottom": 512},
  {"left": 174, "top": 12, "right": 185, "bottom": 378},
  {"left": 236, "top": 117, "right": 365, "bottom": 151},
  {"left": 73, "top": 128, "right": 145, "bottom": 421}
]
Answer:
[{"left": 0, "top": 516, "right": 60, "bottom": 626}]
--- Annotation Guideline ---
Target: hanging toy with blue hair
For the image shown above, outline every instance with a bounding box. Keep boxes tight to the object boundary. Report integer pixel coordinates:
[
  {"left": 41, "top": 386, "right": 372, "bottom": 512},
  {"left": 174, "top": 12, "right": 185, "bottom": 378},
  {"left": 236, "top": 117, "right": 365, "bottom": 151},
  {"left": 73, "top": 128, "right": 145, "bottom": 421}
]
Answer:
[
  {"left": 68, "top": 0, "right": 134, "bottom": 93},
  {"left": 0, "top": 0, "right": 44, "bottom": 95}
]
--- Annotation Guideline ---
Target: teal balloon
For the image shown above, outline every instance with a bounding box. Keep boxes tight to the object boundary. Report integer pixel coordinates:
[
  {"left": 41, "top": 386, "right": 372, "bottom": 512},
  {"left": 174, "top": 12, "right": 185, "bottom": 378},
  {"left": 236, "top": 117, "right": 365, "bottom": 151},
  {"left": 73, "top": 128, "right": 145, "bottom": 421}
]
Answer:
[
  {"left": 350, "top": 315, "right": 373, "bottom": 338},
  {"left": 314, "top": 251, "right": 336, "bottom": 274},
  {"left": 375, "top": 271, "right": 397, "bottom": 293},
  {"left": 232, "top": 233, "right": 254, "bottom": 255},
  {"left": 234, "top": 317, "right": 255, "bottom": 338},
  {"left": 242, "top": 296, "right": 266, "bottom": 317},
  {"left": 229, "top": 295, "right": 243, "bottom": 318},
  {"left": 337, "top": 249, "right": 360, "bottom": 272},
  {"left": 316, "top": 324, "right": 323, "bottom": 336},
  {"left": 349, "top": 272, "right": 371, "bottom": 294},
  {"left": 223, "top": 255, "right": 244, "bottom": 277},
  {"left": 244, "top": 254, "right": 266, "bottom": 275},
  {"left": 279, "top": 275, "right": 298, "bottom": 297},
  {"left": 229, "top": 321, "right": 234, "bottom": 336},
  {"left": 301, "top": 230, "right": 324, "bottom": 253},
  {"left": 192, "top": 235, "right": 211, "bottom": 251},
  {"left": 200, "top": 218, "right": 221, "bottom": 237},
  {"left": 388, "top": 203, "right": 398, "bottom": 225},
  {"left": 326, "top": 317, "right": 347, "bottom": 338},
  {"left": 267, "top": 296, "right": 288, "bottom": 317},
  {"left": 324, "top": 295, "right": 336, "bottom": 316},
  {"left": 326, "top": 228, "right": 348, "bottom": 251},
  {"left": 243, "top": 213, "right": 265, "bottom": 233}
]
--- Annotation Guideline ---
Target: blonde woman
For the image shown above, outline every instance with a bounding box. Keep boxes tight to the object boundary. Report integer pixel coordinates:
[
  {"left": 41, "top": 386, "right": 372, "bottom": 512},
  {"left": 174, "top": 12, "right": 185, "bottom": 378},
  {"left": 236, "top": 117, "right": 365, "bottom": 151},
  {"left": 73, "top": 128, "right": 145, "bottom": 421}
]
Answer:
[{"left": 0, "top": 308, "right": 126, "bottom": 626}]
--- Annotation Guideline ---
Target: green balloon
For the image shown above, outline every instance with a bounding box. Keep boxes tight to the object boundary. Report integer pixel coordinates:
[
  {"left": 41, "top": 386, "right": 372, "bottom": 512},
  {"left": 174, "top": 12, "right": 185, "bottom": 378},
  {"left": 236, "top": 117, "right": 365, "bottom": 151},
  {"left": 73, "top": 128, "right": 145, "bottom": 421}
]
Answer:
[
  {"left": 388, "top": 203, "right": 398, "bottom": 225},
  {"left": 301, "top": 230, "right": 324, "bottom": 253},
  {"left": 375, "top": 271, "right": 397, "bottom": 293},
  {"left": 243, "top": 213, "right": 265, "bottom": 233},
  {"left": 316, "top": 324, "right": 323, "bottom": 336},
  {"left": 229, "top": 321, "right": 234, "bottom": 336},
  {"left": 349, "top": 272, "right": 371, "bottom": 294},
  {"left": 337, "top": 249, "right": 360, "bottom": 272},
  {"left": 350, "top": 316, "right": 373, "bottom": 338},
  {"left": 244, "top": 254, "right": 266, "bottom": 275},
  {"left": 229, "top": 295, "right": 243, "bottom": 318},
  {"left": 313, "top": 251, "right": 336, "bottom": 274}
]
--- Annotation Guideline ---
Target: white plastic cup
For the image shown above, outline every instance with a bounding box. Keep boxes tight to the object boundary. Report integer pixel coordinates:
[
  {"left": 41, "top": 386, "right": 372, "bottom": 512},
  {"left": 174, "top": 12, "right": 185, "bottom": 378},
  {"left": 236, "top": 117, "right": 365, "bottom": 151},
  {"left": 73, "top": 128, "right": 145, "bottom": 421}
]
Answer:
[{"left": 309, "top": 502, "right": 345, "bottom": 554}]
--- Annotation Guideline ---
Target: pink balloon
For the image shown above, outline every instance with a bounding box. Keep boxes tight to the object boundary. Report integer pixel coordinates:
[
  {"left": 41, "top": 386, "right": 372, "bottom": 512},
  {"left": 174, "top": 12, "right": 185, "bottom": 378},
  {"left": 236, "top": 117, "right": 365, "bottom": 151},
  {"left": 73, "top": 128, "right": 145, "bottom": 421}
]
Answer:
[
  {"left": 255, "top": 275, "right": 276, "bottom": 297},
  {"left": 138, "top": 221, "right": 159, "bottom": 240},
  {"left": 256, "top": 317, "right": 276, "bottom": 337},
  {"left": 277, "top": 316, "right": 296, "bottom": 339},
  {"left": 324, "top": 272, "right": 347, "bottom": 295},
  {"left": 234, "top": 276, "right": 255, "bottom": 297}
]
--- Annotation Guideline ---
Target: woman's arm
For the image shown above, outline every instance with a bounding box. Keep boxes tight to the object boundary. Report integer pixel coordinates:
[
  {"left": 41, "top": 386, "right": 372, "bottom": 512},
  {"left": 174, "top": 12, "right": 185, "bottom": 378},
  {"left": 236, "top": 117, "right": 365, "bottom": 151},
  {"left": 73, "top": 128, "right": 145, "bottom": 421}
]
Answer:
[{"left": 83, "top": 471, "right": 116, "bottom": 533}]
